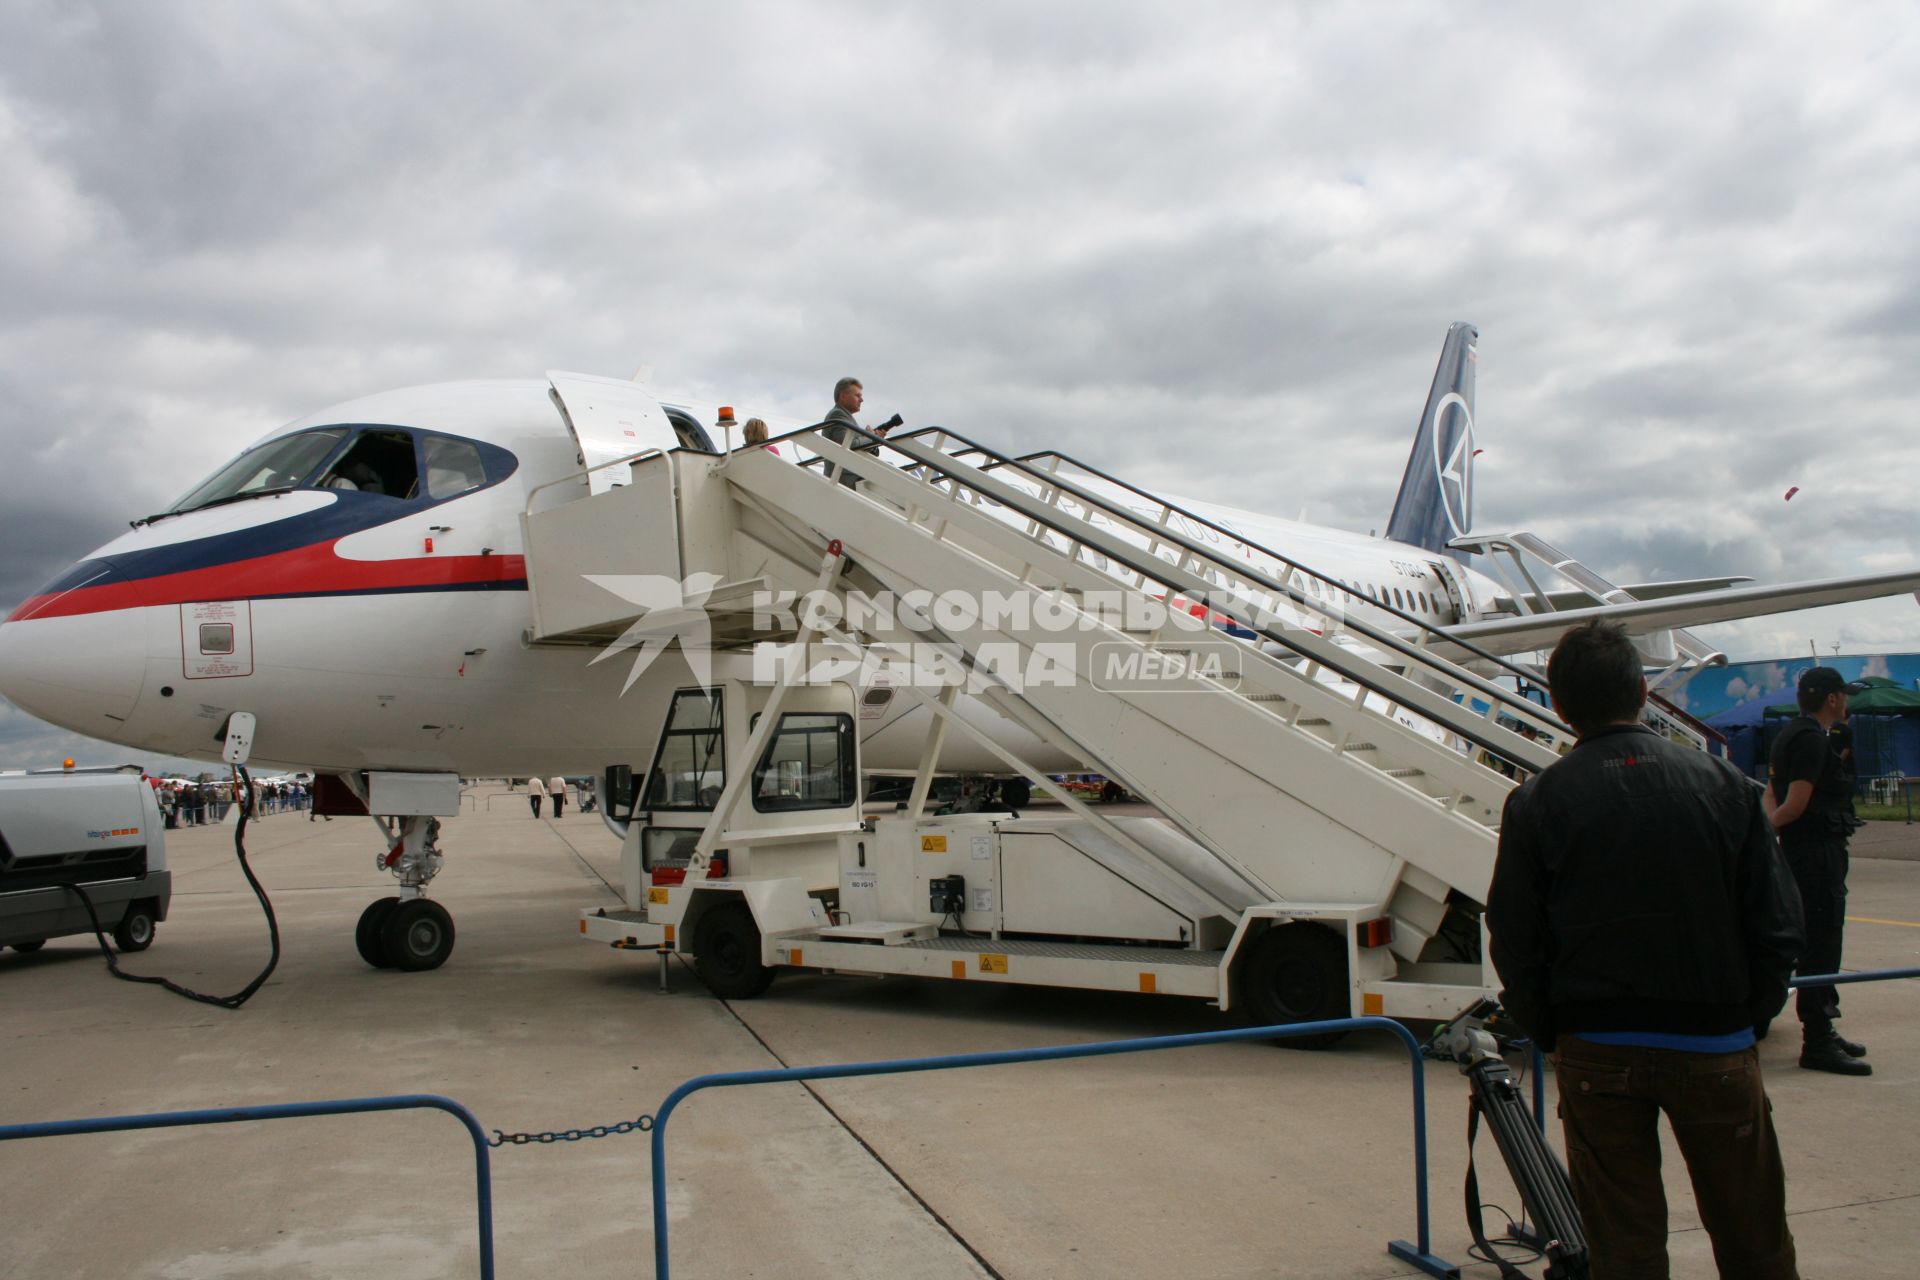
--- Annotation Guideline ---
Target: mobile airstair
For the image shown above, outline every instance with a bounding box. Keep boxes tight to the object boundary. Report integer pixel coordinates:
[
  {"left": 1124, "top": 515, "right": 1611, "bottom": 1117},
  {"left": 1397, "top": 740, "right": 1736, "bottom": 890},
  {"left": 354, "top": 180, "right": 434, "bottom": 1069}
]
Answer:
[{"left": 525, "top": 422, "right": 1567, "bottom": 1030}]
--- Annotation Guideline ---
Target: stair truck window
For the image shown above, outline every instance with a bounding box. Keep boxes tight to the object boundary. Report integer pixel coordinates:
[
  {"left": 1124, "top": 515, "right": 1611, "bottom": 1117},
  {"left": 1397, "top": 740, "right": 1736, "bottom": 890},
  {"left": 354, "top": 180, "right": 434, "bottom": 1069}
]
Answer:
[
  {"left": 752, "top": 713, "right": 857, "bottom": 811},
  {"left": 643, "top": 688, "right": 726, "bottom": 810}
]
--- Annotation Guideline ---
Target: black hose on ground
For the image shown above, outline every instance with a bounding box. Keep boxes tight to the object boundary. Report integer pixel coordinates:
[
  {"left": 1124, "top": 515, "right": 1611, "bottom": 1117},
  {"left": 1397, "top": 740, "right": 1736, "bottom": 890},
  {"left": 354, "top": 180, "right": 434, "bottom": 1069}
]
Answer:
[{"left": 67, "top": 763, "right": 282, "bottom": 1010}]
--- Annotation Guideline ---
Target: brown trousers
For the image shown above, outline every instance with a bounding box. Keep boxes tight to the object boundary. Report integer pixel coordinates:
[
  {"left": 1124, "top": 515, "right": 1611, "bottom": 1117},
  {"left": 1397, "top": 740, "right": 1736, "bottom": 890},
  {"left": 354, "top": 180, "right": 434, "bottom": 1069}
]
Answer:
[{"left": 1555, "top": 1036, "right": 1798, "bottom": 1280}]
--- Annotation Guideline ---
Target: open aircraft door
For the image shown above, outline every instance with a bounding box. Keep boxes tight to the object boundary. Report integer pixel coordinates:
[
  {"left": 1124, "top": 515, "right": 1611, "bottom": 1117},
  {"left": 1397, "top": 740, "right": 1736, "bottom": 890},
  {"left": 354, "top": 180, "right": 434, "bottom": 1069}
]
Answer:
[
  {"left": 547, "top": 371, "right": 683, "bottom": 496},
  {"left": 1429, "top": 559, "right": 1472, "bottom": 623}
]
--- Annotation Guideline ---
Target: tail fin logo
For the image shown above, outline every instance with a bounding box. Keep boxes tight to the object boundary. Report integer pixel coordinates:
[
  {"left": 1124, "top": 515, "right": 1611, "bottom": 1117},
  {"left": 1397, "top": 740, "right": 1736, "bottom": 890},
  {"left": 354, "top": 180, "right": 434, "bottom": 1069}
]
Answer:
[{"left": 1430, "top": 392, "right": 1475, "bottom": 538}]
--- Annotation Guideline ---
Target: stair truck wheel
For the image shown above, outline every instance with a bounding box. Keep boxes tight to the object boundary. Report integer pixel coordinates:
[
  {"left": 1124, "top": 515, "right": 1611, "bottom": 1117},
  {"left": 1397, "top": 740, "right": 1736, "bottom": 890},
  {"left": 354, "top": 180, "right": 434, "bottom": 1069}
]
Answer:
[
  {"left": 381, "top": 899, "right": 456, "bottom": 972},
  {"left": 1236, "top": 922, "right": 1350, "bottom": 1049},
  {"left": 356, "top": 896, "right": 403, "bottom": 968},
  {"left": 12, "top": 939, "right": 47, "bottom": 953},
  {"left": 694, "top": 902, "right": 775, "bottom": 999},
  {"left": 113, "top": 901, "right": 158, "bottom": 953}
]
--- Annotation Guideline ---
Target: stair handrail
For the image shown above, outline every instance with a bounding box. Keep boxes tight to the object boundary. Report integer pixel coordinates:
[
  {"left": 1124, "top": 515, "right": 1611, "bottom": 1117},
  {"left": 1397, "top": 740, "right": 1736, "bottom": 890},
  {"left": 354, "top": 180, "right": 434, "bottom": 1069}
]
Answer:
[
  {"left": 855, "top": 426, "right": 1565, "bottom": 749},
  {"left": 788, "top": 424, "right": 1559, "bottom": 770}
]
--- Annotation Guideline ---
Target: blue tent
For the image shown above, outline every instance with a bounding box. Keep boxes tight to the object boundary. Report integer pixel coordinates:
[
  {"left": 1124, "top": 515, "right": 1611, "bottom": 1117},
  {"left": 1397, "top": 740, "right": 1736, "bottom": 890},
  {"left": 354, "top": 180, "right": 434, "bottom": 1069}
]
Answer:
[{"left": 1702, "top": 699, "right": 1774, "bottom": 777}]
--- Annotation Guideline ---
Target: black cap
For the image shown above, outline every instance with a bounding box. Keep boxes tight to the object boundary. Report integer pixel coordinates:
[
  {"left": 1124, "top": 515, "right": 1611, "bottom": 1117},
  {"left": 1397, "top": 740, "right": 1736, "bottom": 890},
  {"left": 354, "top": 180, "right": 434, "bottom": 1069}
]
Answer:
[{"left": 1798, "top": 667, "right": 1869, "bottom": 699}]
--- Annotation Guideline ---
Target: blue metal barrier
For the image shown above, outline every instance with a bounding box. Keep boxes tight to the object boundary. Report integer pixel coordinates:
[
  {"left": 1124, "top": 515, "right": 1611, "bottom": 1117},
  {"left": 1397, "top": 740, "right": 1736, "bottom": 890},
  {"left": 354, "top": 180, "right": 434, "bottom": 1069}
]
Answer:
[
  {"left": 1794, "top": 964, "right": 1920, "bottom": 988},
  {"left": 0, "top": 1094, "right": 495, "bottom": 1278},
  {"left": 649, "top": 1016, "right": 1459, "bottom": 1280}
]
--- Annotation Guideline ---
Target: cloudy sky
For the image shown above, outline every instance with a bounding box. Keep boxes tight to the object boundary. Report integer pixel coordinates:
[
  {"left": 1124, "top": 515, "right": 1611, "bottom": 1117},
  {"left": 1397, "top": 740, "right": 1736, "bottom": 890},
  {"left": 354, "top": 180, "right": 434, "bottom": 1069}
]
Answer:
[{"left": 3, "top": 1, "right": 1918, "bottom": 767}]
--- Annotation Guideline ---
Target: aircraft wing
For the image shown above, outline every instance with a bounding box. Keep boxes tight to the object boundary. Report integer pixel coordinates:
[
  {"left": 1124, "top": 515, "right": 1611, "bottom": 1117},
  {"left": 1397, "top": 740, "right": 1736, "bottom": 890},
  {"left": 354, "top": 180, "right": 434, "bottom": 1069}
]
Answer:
[{"left": 1443, "top": 568, "right": 1920, "bottom": 659}]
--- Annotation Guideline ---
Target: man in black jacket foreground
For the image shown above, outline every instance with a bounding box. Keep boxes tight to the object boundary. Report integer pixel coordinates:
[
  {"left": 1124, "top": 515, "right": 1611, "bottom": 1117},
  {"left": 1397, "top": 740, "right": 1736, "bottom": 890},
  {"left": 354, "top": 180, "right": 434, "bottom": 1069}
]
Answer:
[{"left": 1488, "top": 620, "right": 1805, "bottom": 1280}]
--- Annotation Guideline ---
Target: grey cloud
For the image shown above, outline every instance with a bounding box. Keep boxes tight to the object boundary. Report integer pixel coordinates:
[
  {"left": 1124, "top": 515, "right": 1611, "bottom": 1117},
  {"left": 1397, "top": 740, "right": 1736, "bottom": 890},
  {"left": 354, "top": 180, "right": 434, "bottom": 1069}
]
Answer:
[{"left": 0, "top": 0, "right": 1915, "bottom": 725}]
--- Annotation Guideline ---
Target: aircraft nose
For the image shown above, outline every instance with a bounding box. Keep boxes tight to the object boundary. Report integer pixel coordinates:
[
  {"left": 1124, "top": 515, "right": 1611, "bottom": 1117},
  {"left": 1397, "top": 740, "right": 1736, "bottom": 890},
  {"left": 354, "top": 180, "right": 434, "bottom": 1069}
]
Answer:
[{"left": 0, "top": 573, "right": 148, "bottom": 736}]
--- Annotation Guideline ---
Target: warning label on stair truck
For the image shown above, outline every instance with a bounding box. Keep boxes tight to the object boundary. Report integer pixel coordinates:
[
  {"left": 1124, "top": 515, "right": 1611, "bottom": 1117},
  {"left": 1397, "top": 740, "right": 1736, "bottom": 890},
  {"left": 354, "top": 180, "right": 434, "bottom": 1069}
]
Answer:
[{"left": 978, "top": 953, "right": 1008, "bottom": 974}]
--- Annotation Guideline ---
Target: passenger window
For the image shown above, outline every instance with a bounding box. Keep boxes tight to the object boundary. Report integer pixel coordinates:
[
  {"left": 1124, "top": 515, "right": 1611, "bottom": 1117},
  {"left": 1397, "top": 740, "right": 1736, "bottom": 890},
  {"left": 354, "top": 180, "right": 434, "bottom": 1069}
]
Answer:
[
  {"left": 752, "top": 713, "right": 856, "bottom": 811},
  {"left": 320, "top": 429, "right": 419, "bottom": 499},
  {"left": 423, "top": 434, "right": 488, "bottom": 499}
]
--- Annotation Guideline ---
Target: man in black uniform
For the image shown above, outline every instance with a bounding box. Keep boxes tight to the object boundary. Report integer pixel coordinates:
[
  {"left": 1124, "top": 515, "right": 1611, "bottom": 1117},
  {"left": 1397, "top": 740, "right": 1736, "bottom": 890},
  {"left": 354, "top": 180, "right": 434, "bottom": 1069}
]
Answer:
[
  {"left": 1767, "top": 666, "right": 1871, "bottom": 1076},
  {"left": 1489, "top": 620, "right": 1804, "bottom": 1279}
]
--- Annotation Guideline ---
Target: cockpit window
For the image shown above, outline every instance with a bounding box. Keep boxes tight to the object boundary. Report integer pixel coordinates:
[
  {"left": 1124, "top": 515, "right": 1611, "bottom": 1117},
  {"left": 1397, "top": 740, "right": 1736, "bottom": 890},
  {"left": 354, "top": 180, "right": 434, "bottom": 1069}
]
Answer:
[
  {"left": 422, "top": 434, "right": 488, "bottom": 499},
  {"left": 168, "top": 428, "right": 348, "bottom": 514},
  {"left": 318, "top": 429, "right": 419, "bottom": 499}
]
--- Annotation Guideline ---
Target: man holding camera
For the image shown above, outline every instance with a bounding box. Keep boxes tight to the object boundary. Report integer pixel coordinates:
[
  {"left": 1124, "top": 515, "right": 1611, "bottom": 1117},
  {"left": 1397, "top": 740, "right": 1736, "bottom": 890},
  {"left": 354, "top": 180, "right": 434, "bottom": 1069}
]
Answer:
[
  {"left": 1767, "top": 666, "right": 1872, "bottom": 1076},
  {"left": 821, "top": 376, "right": 901, "bottom": 488}
]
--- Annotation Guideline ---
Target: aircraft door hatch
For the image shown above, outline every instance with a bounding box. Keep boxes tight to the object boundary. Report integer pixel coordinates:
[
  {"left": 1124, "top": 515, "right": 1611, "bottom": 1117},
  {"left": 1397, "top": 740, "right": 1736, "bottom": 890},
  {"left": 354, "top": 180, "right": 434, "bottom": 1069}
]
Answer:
[
  {"left": 547, "top": 371, "right": 684, "bottom": 496},
  {"left": 1428, "top": 560, "right": 1469, "bottom": 623}
]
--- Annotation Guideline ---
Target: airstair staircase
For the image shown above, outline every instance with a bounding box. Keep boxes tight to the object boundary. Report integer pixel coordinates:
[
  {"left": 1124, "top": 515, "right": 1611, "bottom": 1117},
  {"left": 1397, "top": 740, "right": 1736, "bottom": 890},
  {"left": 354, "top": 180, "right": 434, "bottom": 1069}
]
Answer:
[{"left": 525, "top": 424, "right": 1569, "bottom": 1013}]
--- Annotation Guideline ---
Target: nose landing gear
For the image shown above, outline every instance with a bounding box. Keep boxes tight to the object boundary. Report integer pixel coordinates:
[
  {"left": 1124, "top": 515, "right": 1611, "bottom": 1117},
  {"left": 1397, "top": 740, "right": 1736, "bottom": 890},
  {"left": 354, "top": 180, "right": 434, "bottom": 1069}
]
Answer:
[{"left": 355, "top": 814, "right": 456, "bottom": 971}]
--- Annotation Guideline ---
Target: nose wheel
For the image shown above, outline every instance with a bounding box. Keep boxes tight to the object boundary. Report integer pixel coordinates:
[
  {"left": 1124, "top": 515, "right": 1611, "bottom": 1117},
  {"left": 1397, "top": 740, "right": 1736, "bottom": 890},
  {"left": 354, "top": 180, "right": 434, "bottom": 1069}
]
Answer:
[
  {"left": 356, "top": 813, "right": 457, "bottom": 970},
  {"left": 356, "top": 896, "right": 456, "bottom": 970},
  {"left": 355, "top": 897, "right": 402, "bottom": 968}
]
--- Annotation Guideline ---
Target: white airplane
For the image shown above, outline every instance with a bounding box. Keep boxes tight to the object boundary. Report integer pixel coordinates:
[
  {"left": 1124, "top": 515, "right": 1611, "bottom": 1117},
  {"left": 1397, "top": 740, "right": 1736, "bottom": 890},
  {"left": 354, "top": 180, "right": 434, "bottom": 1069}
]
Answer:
[{"left": 3, "top": 324, "right": 1913, "bottom": 966}]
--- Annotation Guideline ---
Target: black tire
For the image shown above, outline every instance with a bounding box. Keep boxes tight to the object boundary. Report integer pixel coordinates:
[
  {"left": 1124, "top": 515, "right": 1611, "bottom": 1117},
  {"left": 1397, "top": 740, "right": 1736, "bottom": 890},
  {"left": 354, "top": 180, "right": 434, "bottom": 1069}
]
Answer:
[
  {"left": 11, "top": 939, "right": 47, "bottom": 953},
  {"left": 1000, "top": 778, "right": 1032, "bottom": 809},
  {"left": 113, "top": 902, "right": 157, "bottom": 953},
  {"left": 381, "top": 899, "right": 456, "bottom": 972},
  {"left": 693, "top": 902, "right": 775, "bottom": 999},
  {"left": 1236, "top": 923, "right": 1350, "bottom": 1049},
  {"left": 356, "top": 896, "right": 403, "bottom": 968}
]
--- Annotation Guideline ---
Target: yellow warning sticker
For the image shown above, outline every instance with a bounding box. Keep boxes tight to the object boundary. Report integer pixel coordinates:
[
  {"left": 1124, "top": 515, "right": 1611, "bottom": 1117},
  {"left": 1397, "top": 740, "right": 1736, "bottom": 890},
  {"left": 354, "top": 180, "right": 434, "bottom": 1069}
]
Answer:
[
  {"left": 978, "top": 953, "right": 1008, "bottom": 974},
  {"left": 648, "top": 887, "right": 670, "bottom": 905},
  {"left": 921, "top": 835, "right": 948, "bottom": 853}
]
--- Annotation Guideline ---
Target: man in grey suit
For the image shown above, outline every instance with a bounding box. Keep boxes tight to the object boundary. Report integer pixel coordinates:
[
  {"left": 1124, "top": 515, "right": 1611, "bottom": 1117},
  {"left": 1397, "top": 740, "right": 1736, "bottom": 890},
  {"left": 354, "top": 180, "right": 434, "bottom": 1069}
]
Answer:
[{"left": 821, "top": 376, "right": 892, "bottom": 487}]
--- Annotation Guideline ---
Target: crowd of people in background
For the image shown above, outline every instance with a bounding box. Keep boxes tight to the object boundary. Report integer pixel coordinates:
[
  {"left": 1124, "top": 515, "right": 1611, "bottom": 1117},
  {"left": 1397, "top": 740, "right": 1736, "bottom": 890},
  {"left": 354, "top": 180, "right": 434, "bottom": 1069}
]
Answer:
[
  {"left": 140, "top": 774, "right": 601, "bottom": 828},
  {"left": 148, "top": 775, "right": 310, "bottom": 828}
]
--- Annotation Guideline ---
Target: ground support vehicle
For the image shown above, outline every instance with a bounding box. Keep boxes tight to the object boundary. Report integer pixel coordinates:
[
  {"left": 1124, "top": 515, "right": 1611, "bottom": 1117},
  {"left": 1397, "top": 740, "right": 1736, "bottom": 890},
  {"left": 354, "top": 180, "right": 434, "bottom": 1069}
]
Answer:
[
  {"left": 538, "top": 422, "right": 1564, "bottom": 1032},
  {"left": 1, "top": 766, "right": 170, "bottom": 954}
]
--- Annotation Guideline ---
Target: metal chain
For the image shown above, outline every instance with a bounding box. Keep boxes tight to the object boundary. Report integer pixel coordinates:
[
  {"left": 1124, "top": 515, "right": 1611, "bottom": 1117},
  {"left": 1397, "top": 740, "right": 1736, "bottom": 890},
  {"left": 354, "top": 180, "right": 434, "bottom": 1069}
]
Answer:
[{"left": 488, "top": 1114, "right": 654, "bottom": 1147}]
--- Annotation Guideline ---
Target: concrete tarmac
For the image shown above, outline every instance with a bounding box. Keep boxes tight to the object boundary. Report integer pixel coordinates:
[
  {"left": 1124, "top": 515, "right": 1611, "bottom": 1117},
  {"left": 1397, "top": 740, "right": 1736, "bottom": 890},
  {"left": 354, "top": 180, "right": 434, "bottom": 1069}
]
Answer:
[{"left": 4, "top": 790, "right": 1918, "bottom": 1278}]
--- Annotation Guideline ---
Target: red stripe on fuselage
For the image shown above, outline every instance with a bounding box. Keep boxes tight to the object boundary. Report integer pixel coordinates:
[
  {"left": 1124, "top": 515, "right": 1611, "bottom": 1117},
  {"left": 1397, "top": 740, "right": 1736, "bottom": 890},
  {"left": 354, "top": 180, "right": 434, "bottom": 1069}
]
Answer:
[{"left": 7, "top": 541, "right": 528, "bottom": 621}]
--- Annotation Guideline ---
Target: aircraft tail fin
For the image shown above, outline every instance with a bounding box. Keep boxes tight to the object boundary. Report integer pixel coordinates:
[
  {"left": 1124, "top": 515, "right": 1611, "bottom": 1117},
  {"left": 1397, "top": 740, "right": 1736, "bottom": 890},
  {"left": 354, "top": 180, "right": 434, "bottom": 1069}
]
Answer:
[{"left": 1385, "top": 322, "right": 1478, "bottom": 560}]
